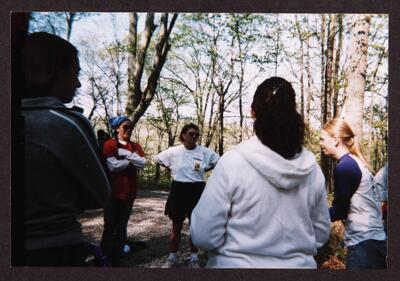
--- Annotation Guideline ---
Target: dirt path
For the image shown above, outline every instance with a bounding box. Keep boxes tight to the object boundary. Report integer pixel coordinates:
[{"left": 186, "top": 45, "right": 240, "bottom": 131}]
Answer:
[
  {"left": 79, "top": 188, "right": 344, "bottom": 269},
  {"left": 78, "top": 188, "right": 206, "bottom": 267}
]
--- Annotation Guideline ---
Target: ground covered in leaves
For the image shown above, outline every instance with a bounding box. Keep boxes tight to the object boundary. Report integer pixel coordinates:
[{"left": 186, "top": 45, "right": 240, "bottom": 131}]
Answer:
[
  {"left": 79, "top": 188, "right": 207, "bottom": 268},
  {"left": 79, "top": 188, "right": 345, "bottom": 269}
]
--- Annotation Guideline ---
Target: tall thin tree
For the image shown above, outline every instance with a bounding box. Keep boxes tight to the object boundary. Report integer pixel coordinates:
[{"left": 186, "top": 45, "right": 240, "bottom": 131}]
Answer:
[{"left": 342, "top": 14, "right": 371, "bottom": 140}]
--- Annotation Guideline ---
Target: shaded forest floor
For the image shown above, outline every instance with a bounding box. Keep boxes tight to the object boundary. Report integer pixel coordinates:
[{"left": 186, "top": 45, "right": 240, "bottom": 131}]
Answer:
[
  {"left": 78, "top": 188, "right": 207, "bottom": 268},
  {"left": 78, "top": 188, "right": 345, "bottom": 269}
]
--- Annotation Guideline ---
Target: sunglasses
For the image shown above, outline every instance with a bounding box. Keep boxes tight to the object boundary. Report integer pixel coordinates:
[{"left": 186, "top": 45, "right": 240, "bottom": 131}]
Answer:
[
  {"left": 187, "top": 132, "right": 200, "bottom": 137},
  {"left": 122, "top": 125, "right": 133, "bottom": 131}
]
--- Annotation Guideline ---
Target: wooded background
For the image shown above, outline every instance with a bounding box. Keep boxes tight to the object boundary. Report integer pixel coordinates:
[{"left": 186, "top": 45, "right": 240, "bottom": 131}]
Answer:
[{"left": 29, "top": 13, "right": 388, "bottom": 192}]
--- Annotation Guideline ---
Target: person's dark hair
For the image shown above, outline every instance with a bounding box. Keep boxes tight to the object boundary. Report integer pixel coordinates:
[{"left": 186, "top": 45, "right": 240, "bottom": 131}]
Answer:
[
  {"left": 97, "top": 129, "right": 105, "bottom": 139},
  {"left": 179, "top": 123, "right": 199, "bottom": 142},
  {"left": 22, "top": 32, "right": 78, "bottom": 98},
  {"left": 251, "top": 77, "right": 304, "bottom": 159}
]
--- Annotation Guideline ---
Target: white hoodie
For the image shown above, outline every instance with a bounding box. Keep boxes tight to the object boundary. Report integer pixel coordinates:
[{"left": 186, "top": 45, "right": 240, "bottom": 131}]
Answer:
[{"left": 190, "top": 136, "right": 331, "bottom": 268}]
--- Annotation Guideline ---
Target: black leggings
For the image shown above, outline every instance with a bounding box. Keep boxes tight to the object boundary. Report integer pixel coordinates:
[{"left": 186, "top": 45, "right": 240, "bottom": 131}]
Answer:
[{"left": 101, "top": 199, "right": 134, "bottom": 258}]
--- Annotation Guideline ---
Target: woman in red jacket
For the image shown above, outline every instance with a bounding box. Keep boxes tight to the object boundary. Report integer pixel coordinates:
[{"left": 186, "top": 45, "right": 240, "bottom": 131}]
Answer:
[{"left": 100, "top": 115, "right": 147, "bottom": 264}]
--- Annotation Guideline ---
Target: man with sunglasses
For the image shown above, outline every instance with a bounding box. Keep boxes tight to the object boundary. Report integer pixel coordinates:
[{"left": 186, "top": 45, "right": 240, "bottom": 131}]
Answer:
[
  {"left": 100, "top": 115, "right": 147, "bottom": 265},
  {"left": 155, "top": 123, "right": 219, "bottom": 268}
]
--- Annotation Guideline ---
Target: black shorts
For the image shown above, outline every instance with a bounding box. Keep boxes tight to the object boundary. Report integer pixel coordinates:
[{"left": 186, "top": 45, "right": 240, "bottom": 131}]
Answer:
[{"left": 164, "top": 181, "right": 205, "bottom": 222}]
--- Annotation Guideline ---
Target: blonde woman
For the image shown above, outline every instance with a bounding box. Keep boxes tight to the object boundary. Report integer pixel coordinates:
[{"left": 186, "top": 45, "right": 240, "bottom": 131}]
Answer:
[{"left": 320, "top": 118, "right": 386, "bottom": 269}]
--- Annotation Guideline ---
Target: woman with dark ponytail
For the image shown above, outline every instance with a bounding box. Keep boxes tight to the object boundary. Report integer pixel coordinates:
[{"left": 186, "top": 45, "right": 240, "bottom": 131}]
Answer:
[
  {"left": 190, "top": 77, "right": 330, "bottom": 268},
  {"left": 251, "top": 77, "right": 305, "bottom": 159}
]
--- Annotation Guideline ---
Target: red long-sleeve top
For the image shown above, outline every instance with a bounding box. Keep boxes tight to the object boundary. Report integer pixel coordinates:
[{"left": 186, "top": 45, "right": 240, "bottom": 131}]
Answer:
[{"left": 103, "top": 138, "right": 144, "bottom": 200}]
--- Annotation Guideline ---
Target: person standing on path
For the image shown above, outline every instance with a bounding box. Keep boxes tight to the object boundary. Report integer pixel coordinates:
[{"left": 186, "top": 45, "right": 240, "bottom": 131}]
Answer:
[
  {"left": 374, "top": 163, "right": 388, "bottom": 234},
  {"left": 320, "top": 118, "right": 386, "bottom": 269},
  {"left": 190, "top": 77, "right": 331, "bottom": 268},
  {"left": 100, "top": 116, "right": 147, "bottom": 264},
  {"left": 155, "top": 123, "right": 220, "bottom": 268},
  {"left": 22, "top": 32, "right": 110, "bottom": 266}
]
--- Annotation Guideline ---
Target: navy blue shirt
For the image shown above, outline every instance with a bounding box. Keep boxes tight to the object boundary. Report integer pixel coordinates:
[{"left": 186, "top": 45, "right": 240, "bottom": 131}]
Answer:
[{"left": 329, "top": 154, "right": 362, "bottom": 222}]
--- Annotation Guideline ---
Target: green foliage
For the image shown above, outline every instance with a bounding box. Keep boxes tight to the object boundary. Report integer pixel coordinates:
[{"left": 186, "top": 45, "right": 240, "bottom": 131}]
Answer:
[
  {"left": 304, "top": 126, "right": 322, "bottom": 163},
  {"left": 138, "top": 163, "right": 171, "bottom": 190}
]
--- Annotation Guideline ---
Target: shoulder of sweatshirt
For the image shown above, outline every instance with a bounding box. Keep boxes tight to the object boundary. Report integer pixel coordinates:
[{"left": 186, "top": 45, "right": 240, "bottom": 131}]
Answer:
[
  {"left": 24, "top": 109, "right": 91, "bottom": 149},
  {"left": 311, "top": 163, "right": 327, "bottom": 194},
  {"left": 214, "top": 148, "right": 245, "bottom": 172}
]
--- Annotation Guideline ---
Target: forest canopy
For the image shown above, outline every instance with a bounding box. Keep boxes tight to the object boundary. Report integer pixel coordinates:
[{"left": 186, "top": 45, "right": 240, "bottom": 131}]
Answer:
[{"left": 28, "top": 12, "right": 388, "bottom": 189}]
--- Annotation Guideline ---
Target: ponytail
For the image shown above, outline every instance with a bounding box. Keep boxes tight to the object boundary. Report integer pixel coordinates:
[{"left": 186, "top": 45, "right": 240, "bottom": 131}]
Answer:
[
  {"left": 251, "top": 77, "right": 304, "bottom": 159},
  {"left": 348, "top": 136, "right": 373, "bottom": 173},
  {"left": 323, "top": 118, "right": 373, "bottom": 172}
]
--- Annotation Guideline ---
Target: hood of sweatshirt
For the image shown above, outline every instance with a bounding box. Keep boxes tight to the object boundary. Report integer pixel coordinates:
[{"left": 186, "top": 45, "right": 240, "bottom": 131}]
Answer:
[{"left": 235, "top": 136, "right": 318, "bottom": 190}]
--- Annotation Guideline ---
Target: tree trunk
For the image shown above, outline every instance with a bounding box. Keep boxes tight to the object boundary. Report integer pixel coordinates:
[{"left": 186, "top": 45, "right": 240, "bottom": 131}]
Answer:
[
  {"left": 367, "top": 43, "right": 387, "bottom": 162},
  {"left": 305, "top": 34, "right": 313, "bottom": 136},
  {"left": 295, "top": 15, "right": 305, "bottom": 119},
  {"left": 154, "top": 131, "right": 163, "bottom": 184},
  {"left": 238, "top": 48, "right": 245, "bottom": 143},
  {"left": 126, "top": 13, "right": 178, "bottom": 127},
  {"left": 218, "top": 86, "right": 225, "bottom": 155},
  {"left": 320, "top": 14, "right": 335, "bottom": 193},
  {"left": 274, "top": 14, "right": 280, "bottom": 76},
  {"left": 320, "top": 14, "right": 326, "bottom": 108},
  {"left": 332, "top": 14, "right": 343, "bottom": 118},
  {"left": 127, "top": 13, "right": 138, "bottom": 97},
  {"left": 343, "top": 15, "right": 371, "bottom": 140},
  {"left": 324, "top": 14, "right": 336, "bottom": 123},
  {"left": 65, "top": 12, "right": 76, "bottom": 41}
]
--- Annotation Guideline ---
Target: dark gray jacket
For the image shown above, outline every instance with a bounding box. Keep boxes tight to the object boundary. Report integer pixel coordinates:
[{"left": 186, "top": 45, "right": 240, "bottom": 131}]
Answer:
[{"left": 22, "top": 97, "right": 110, "bottom": 249}]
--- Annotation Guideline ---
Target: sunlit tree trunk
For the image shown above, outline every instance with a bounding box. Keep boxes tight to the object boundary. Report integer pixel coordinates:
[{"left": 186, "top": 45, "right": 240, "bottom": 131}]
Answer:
[
  {"left": 343, "top": 14, "right": 371, "bottom": 140},
  {"left": 126, "top": 13, "right": 178, "bottom": 126}
]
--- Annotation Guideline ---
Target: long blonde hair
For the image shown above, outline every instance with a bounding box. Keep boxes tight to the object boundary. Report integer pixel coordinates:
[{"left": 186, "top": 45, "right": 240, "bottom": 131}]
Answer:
[{"left": 322, "top": 118, "right": 372, "bottom": 172}]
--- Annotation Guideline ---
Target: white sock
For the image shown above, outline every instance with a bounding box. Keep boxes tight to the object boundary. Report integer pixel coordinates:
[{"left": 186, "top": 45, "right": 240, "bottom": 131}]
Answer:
[
  {"left": 168, "top": 252, "right": 177, "bottom": 261},
  {"left": 123, "top": 244, "right": 131, "bottom": 254},
  {"left": 190, "top": 253, "right": 198, "bottom": 261}
]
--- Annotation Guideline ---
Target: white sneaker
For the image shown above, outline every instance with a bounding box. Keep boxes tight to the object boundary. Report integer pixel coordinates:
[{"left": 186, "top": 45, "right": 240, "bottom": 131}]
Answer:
[
  {"left": 188, "top": 259, "right": 200, "bottom": 268},
  {"left": 162, "top": 258, "right": 178, "bottom": 268},
  {"left": 123, "top": 244, "right": 131, "bottom": 254}
]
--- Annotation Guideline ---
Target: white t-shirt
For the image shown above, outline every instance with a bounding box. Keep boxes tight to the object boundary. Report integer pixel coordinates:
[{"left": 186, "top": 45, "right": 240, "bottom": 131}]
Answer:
[{"left": 155, "top": 144, "right": 220, "bottom": 182}]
